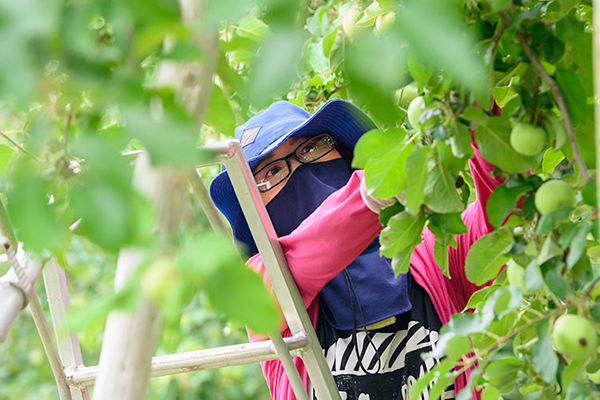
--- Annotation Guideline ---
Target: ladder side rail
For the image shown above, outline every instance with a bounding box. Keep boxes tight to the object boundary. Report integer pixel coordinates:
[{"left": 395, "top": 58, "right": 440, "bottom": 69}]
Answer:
[
  {"left": 270, "top": 332, "right": 310, "bottom": 400},
  {"left": 30, "top": 294, "right": 74, "bottom": 400},
  {"left": 42, "top": 258, "right": 90, "bottom": 400},
  {"left": 66, "top": 333, "right": 309, "bottom": 388},
  {"left": 193, "top": 155, "right": 309, "bottom": 400},
  {"left": 0, "top": 263, "right": 72, "bottom": 399},
  {"left": 0, "top": 198, "right": 73, "bottom": 400},
  {"left": 195, "top": 143, "right": 313, "bottom": 400},
  {"left": 221, "top": 140, "right": 341, "bottom": 400}
]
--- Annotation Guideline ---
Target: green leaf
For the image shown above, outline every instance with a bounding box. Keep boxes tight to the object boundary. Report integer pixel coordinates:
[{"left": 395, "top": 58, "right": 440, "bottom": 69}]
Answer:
[
  {"left": 544, "top": 35, "right": 564, "bottom": 64},
  {"left": 395, "top": 0, "right": 489, "bottom": 102},
  {"left": 178, "top": 233, "right": 279, "bottom": 334},
  {"left": 445, "top": 313, "right": 485, "bottom": 336},
  {"left": 307, "top": 41, "right": 329, "bottom": 73},
  {"left": 547, "top": 115, "right": 567, "bottom": 151},
  {"left": 487, "top": 184, "right": 528, "bottom": 229},
  {"left": 378, "top": 201, "right": 405, "bottom": 227},
  {"left": 567, "top": 223, "right": 591, "bottom": 269},
  {"left": 407, "top": 54, "right": 432, "bottom": 85},
  {"left": 322, "top": 26, "right": 339, "bottom": 58},
  {"left": 8, "top": 169, "right": 66, "bottom": 253},
  {"left": 475, "top": 124, "right": 533, "bottom": 174},
  {"left": 565, "top": 382, "right": 592, "bottom": 400},
  {"left": 481, "top": 385, "right": 501, "bottom": 400},
  {"left": 465, "top": 285, "right": 498, "bottom": 309},
  {"left": 70, "top": 183, "right": 137, "bottom": 252},
  {"left": 555, "top": 15, "right": 584, "bottom": 42},
  {"left": 555, "top": 68, "right": 588, "bottom": 126},
  {"left": 204, "top": 84, "right": 236, "bottom": 136},
  {"left": 381, "top": 211, "right": 426, "bottom": 275},
  {"left": 391, "top": 249, "right": 413, "bottom": 275},
  {"left": 465, "top": 229, "right": 513, "bottom": 285},
  {"left": 524, "top": 261, "right": 544, "bottom": 291},
  {"left": 429, "top": 212, "right": 467, "bottom": 235},
  {"left": 481, "top": 286, "right": 522, "bottom": 324},
  {"left": 353, "top": 129, "right": 405, "bottom": 169},
  {"left": 234, "top": 15, "right": 270, "bottom": 42},
  {"left": 536, "top": 204, "right": 573, "bottom": 235},
  {"left": 247, "top": 28, "right": 305, "bottom": 107},
  {"left": 424, "top": 159, "right": 464, "bottom": 214},
  {"left": 355, "top": 129, "right": 413, "bottom": 198},
  {"left": 537, "top": 235, "right": 563, "bottom": 265},
  {"left": 404, "top": 146, "right": 429, "bottom": 214},
  {"left": 545, "top": 268, "right": 570, "bottom": 298},
  {"left": 345, "top": 35, "right": 408, "bottom": 125},
  {"left": 434, "top": 239, "right": 449, "bottom": 277},
  {"left": 561, "top": 359, "right": 586, "bottom": 390},
  {"left": 462, "top": 106, "right": 489, "bottom": 126},
  {"left": 380, "top": 211, "right": 425, "bottom": 258},
  {"left": 532, "top": 332, "right": 558, "bottom": 383},
  {"left": 0, "top": 145, "right": 15, "bottom": 174},
  {"left": 121, "top": 106, "right": 204, "bottom": 168},
  {"left": 449, "top": 123, "right": 474, "bottom": 159},
  {"left": 581, "top": 181, "right": 597, "bottom": 207},
  {"left": 356, "top": 1, "right": 385, "bottom": 27},
  {"left": 542, "top": 148, "right": 565, "bottom": 174},
  {"left": 483, "top": 358, "right": 522, "bottom": 394}
]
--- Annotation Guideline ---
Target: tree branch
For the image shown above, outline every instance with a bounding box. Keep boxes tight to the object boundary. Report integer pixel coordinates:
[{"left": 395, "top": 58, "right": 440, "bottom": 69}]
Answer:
[
  {"left": 514, "top": 30, "right": 591, "bottom": 182},
  {"left": 63, "top": 103, "right": 73, "bottom": 152},
  {"left": 0, "top": 130, "right": 42, "bottom": 162},
  {"left": 491, "top": 12, "right": 510, "bottom": 55}
]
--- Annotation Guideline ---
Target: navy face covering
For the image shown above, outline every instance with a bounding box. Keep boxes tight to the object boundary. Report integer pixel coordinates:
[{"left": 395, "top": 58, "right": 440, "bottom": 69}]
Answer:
[{"left": 266, "top": 158, "right": 412, "bottom": 330}]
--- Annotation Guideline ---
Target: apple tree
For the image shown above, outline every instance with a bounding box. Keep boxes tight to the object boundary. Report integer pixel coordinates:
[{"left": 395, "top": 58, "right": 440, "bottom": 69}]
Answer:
[{"left": 1, "top": 0, "right": 600, "bottom": 399}]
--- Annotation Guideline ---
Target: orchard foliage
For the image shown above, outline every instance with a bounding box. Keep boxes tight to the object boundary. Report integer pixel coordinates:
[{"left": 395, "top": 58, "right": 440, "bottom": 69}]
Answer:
[{"left": 0, "top": 0, "right": 599, "bottom": 399}]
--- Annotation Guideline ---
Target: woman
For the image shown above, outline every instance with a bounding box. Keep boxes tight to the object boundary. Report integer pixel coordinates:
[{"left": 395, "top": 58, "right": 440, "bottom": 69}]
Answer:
[{"left": 209, "top": 99, "right": 501, "bottom": 400}]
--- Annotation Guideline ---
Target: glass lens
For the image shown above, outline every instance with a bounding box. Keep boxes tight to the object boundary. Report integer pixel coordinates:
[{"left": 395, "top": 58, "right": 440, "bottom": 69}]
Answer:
[
  {"left": 254, "top": 159, "right": 290, "bottom": 192},
  {"left": 295, "top": 134, "right": 334, "bottom": 162}
]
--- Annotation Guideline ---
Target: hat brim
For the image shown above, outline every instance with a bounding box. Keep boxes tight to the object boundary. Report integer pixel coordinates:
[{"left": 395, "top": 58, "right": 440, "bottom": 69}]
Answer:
[{"left": 208, "top": 99, "right": 378, "bottom": 255}]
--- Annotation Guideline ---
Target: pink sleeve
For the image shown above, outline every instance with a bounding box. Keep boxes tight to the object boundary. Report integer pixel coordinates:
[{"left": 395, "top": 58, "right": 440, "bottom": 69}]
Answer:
[
  {"left": 411, "top": 144, "right": 503, "bottom": 316},
  {"left": 246, "top": 170, "right": 383, "bottom": 312}
]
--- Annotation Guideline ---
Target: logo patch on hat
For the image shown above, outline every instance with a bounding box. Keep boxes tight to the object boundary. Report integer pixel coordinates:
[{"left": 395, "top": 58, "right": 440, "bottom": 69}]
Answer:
[{"left": 240, "top": 125, "right": 262, "bottom": 147}]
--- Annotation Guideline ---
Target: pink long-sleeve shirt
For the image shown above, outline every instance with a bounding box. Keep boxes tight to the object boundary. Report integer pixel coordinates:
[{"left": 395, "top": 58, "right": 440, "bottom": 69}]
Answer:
[{"left": 246, "top": 146, "right": 501, "bottom": 400}]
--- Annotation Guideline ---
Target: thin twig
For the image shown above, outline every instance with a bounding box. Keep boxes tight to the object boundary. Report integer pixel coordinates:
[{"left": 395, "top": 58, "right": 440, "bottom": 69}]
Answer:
[
  {"left": 0, "top": 130, "right": 42, "bottom": 162},
  {"left": 511, "top": 27, "right": 591, "bottom": 181},
  {"left": 584, "top": 275, "right": 600, "bottom": 298},
  {"left": 63, "top": 103, "right": 73, "bottom": 152},
  {"left": 491, "top": 12, "right": 510, "bottom": 55}
]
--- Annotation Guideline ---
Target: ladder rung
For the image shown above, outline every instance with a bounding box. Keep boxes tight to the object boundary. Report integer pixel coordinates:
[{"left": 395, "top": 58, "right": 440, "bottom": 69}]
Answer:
[{"left": 66, "top": 332, "right": 309, "bottom": 387}]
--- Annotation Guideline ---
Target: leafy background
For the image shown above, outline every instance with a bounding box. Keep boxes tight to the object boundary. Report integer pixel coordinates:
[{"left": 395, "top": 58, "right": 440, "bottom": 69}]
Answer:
[{"left": 0, "top": 0, "right": 599, "bottom": 399}]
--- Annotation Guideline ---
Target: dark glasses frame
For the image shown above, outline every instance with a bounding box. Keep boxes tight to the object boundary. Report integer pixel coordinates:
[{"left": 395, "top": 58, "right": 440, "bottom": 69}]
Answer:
[{"left": 253, "top": 134, "right": 336, "bottom": 193}]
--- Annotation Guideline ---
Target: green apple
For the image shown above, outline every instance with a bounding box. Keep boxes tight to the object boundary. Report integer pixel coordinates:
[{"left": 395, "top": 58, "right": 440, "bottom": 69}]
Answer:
[
  {"left": 342, "top": 7, "right": 363, "bottom": 40},
  {"left": 395, "top": 84, "right": 419, "bottom": 109},
  {"left": 534, "top": 180, "right": 576, "bottom": 215},
  {"left": 506, "top": 259, "right": 527, "bottom": 293},
  {"left": 375, "top": 12, "right": 396, "bottom": 35},
  {"left": 510, "top": 123, "right": 547, "bottom": 156},
  {"left": 553, "top": 314, "right": 598, "bottom": 359},
  {"left": 408, "top": 96, "right": 426, "bottom": 128}
]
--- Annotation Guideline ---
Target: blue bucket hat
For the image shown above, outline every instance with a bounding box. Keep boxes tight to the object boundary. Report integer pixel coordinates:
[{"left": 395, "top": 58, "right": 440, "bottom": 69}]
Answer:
[{"left": 208, "top": 99, "right": 378, "bottom": 255}]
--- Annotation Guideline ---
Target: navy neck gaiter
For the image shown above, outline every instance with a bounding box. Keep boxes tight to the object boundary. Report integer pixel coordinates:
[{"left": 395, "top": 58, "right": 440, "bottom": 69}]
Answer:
[{"left": 266, "top": 159, "right": 412, "bottom": 330}]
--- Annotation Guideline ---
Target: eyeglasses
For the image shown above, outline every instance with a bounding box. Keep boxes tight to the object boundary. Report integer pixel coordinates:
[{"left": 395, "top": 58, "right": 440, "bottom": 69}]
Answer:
[{"left": 253, "top": 134, "right": 336, "bottom": 193}]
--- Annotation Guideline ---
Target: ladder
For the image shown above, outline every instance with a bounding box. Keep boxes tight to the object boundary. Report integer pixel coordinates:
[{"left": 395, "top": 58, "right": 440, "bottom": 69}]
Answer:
[{"left": 0, "top": 139, "right": 341, "bottom": 400}]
